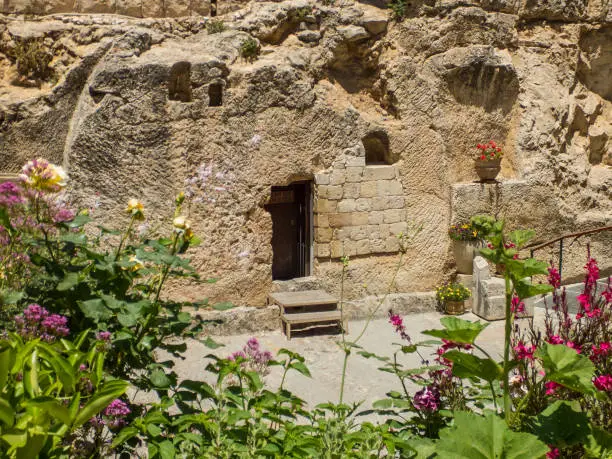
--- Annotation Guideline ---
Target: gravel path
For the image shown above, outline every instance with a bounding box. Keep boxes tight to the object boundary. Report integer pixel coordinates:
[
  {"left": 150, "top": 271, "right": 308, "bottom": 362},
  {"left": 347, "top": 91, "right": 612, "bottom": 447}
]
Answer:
[{"left": 159, "top": 310, "right": 546, "bottom": 412}]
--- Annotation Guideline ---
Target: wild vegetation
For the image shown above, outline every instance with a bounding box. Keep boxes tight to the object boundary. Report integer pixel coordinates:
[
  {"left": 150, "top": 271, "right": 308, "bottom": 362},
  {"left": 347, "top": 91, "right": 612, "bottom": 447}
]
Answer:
[{"left": 0, "top": 160, "right": 610, "bottom": 458}]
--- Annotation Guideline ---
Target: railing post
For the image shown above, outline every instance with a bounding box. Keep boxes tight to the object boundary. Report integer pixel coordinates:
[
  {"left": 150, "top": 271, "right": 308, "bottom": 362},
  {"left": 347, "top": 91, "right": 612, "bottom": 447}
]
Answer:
[{"left": 558, "top": 239, "right": 564, "bottom": 283}]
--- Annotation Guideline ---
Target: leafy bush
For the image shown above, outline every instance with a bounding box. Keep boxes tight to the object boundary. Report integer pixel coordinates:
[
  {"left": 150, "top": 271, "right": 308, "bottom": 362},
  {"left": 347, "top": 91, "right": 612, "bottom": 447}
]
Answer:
[
  {"left": 8, "top": 39, "right": 54, "bottom": 82},
  {"left": 0, "top": 309, "right": 127, "bottom": 457},
  {"left": 388, "top": 0, "right": 407, "bottom": 20},
  {"left": 240, "top": 37, "right": 260, "bottom": 62},
  {"left": 207, "top": 19, "right": 226, "bottom": 34}
]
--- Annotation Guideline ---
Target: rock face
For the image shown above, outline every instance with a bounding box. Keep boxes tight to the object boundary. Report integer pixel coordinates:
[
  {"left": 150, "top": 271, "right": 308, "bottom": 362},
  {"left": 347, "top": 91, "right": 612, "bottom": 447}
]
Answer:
[{"left": 0, "top": 0, "right": 611, "bottom": 308}]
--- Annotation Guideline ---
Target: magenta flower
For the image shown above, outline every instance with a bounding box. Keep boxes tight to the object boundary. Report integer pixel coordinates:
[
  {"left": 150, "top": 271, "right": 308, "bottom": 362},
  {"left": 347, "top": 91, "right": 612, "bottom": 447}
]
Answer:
[
  {"left": 584, "top": 258, "right": 599, "bottom": 288},
  {"left": 591, "top": 342, "right": 611, "bottom": 362},
  {"left": 513, "top": 342, "right": 535, "bottom": 361},
  {"left": 547, "top": 267, "right": 561, "bottom": 289},
  {"left": 96, "top": 331, "right": 112, "bottom": 341},
  {"left": 547, "top": 335, "right": 564, "bottom": 345},
  {"left": 103, "top": 399, "right": 131, "bottom": 429},
  {"left": 545, "top": 381, "right": 561, "bottom": 395},
  {"left": 388, "top": 310, "right": 411, "bottom": 342},
  {"left": 594, "top": 375, "right": 612, "bottom": 392},
  {"left": 546, "top": 446, "right": 560, "bottom": 459},
  {"left": 511, "top": 296, "right": 525, "bottom": 314},
  {"left": 15, "top": 304, "right": 69, "bottom": 342},
  {"left": 413, "top": 386, "right": 440, "bottom": 412}
]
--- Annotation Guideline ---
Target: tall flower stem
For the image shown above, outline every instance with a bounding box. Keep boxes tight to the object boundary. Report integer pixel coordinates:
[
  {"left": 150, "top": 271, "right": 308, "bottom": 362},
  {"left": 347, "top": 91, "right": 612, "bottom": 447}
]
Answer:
[
  {"left": 503, "top": 273, "right": 513, "bottom": 419},
  {"left": 115, "top": 216, "right": 136, "bottom": 261},
  {"left": 338, "top": 251, "right": 405, "bottom": 404}
]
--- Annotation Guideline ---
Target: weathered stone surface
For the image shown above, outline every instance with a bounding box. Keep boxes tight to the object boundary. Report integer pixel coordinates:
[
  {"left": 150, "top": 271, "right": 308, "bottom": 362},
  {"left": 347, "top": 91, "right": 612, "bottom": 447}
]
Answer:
[
  {"left": 475, "top": 277, "right": 506, "bottom": 320},
  {"left": 0, "top": 0, "right": 610, "bottom": 309}
]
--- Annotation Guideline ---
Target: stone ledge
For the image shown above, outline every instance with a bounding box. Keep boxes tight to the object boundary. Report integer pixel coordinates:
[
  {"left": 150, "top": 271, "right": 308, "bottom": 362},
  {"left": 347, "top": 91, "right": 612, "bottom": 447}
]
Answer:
[{"left": 191, "top": 292, "right": 437, "bottom": 336}]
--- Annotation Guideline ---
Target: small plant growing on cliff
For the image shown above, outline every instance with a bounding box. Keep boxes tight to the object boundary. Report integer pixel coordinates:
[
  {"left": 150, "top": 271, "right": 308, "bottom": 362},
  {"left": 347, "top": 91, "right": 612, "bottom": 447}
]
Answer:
[
  {"left": 9, "top": 38, "right": 54, "bottom": 84},
  {"left": 291, "top": 6, "right": 312, "bottom": 21},
  {"left": 206, "top": 19, "right": 226, "bottom": 34},
  {"left": 388, "top": 0, "right": 407, "bottom": 20},
  {"left": 240, "top": 37, "right": 260, "bottom": 62}
]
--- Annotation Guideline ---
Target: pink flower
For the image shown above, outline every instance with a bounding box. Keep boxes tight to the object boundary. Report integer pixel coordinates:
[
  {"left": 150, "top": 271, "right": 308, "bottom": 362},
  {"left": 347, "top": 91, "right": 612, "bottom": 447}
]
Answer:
[
  {"left": 388, "top": 310, "right": 410, "bottom": 342},
  {"left": 591, "top": 342, "right": 612, "bottom": 362},
  {"left": 545, "top": 381, "right": 561, "bottom": 395},
  {"left": 547, "top": 267, "right": 561, "bottom": 289},
  {"left": 546, "top": 446, "right": 560, "bottom": 459},
  {"left": 584, "top": 258, "right": 599, "bottom": 288},
  {"left": 413, "top": 386, "right": 440, "bottom": 412},
  {"left": 547, "top": 335, "right": 564, "bottom": 345},
  {"left": 594, "top": 375, "right": 612, "bottom": 392},
  {"left": 577, "top": 293, "right": 590, "bottom": 312},
  {"left": 514, "top": 342, "right": 535, "bottom": 361},
  {"left": 511, "top": 296, "right": 525, "bottom": 314}
]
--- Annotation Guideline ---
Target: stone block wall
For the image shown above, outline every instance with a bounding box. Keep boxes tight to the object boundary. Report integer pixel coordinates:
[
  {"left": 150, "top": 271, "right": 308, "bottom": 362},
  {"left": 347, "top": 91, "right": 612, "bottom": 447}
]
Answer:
[
  {"left": 0, "top": 0, "right": 251, "bottom": 17},
  {"left": 313, "top": 147, "right": 407, "bottom": 259}
]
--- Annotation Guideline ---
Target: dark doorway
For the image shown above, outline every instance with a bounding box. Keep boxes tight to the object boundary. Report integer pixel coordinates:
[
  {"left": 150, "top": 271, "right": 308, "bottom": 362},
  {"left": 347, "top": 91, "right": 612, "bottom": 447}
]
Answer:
[
  {"left": 266, "top": 181, "right": 312, "bottom": 280},
  {"left": 209, "top": 82, "right": 223, "bottom": 106},
  {"left": 168, "top": 62, "right": 192, "bottom": 102}
]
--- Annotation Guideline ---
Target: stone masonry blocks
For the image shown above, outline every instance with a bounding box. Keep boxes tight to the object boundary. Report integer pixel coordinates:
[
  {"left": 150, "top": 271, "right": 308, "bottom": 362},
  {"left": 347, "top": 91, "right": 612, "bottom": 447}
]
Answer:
[
  {"left": 362, "top": 165, "right": 397, "bottom": 181},
  {"left": 313, "top": 158, "right": 406, "bottom": 258}
]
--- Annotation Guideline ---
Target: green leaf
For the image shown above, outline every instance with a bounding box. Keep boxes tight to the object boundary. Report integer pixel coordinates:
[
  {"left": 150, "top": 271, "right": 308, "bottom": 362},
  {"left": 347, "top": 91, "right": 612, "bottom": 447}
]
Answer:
[
  {"left": 150, "top": 368, "right": 172, "bottom": 389},
  {"left": 57, "top": 272, "right": 80, "bottom": 291},
  {"left": 0, "top": 397, "right": 15, "bottom": 427},
  {"left": 290, "top": 361, "right": 311, "bottom": 378},
  {"left": 421, "top": 317, "right": 488, "bottom": 344},
  {"left": 357, "top": 351, "right": 390, "bottom": 362},
  {"left": 0, "top": 290, "right": 23, "bottom": 305},
  {"left": 532, "top": 401, "right": 590, "bottom": 447},
  {"left": 26, "top": 397, "right": 71, "bottom": 425},
  {"left": 0, "top": 207, "right": 14, "bottom": 235},
  {"left": 507, "top": 229, "right": 536, "bottom": 248},
  {"left": 506, "top": 258, "right": 550, "bottom": 279},
  {"left": 79, "top": 299, "right": 113, "bottom": 321},
  {"left": 437, "top": 411, "right": 549, "bottom": 459},
  {"left": 73, "top": 380, "right": 128, "bottom": 428},
  {"left": 211, "top": 301, "right": 235, "bottom": 311},
  {"left": 584, "top": 426, "right": 612, "bottom": 458},
  {"left": 0, "top": 349, "right": 12, "bottom": 389},
  {"left": 66, "top": 214, "right": 91, "bottom": 228},
  {"left": 443, "top": 351, "right": 503, "bottom": 382},
  {"left": 537, "top": 343, "right": 596, "bottom": 395},
  {"left": 514, "top": 279, "right": 553, "bottom": 300},
  {"left": 199, "top": 337, "right": 223, "bottom": 349},
  {"left": 111, "top": 426, "right": 139, "bottom": 448}
]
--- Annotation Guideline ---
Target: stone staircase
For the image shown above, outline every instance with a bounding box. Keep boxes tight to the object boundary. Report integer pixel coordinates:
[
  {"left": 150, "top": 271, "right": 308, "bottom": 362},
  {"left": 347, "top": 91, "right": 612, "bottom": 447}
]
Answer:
[{"left": 268, "top": 290, "right": 346, "bottom": 340}]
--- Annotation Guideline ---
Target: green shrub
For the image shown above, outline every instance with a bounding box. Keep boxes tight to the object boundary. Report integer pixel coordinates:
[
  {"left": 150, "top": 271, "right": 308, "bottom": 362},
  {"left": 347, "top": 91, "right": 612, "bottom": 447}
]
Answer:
[
  {"left": 240, "top": 37, "right": 260, "bottom": 62},
  {"left": 9, "top": 39, "right": 54, "bottom": 82},
  {"left": 206, "top": 19, "right": 226, "bottom": 34},
  {"left": 388, "top": 0, "right": 407, "bottom": 20}
]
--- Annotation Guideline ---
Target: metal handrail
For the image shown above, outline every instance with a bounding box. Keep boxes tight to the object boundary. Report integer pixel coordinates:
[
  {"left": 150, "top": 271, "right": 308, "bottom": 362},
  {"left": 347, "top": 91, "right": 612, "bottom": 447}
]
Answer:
[{"left": 526, "top": 225, "right": 612, "bottom": 282}]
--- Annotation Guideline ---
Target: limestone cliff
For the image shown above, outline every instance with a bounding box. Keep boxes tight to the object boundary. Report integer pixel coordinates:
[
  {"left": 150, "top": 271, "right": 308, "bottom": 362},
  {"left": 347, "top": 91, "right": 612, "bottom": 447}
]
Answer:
[{"left": 0, "top": 0, "right": 610, "bottom": 307}]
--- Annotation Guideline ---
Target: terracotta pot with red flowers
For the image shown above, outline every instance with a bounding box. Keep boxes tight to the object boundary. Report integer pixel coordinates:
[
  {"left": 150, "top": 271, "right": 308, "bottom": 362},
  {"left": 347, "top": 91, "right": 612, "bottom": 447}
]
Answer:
[{"left": 475, "top": 140, "right": 503, "bottom": 182}]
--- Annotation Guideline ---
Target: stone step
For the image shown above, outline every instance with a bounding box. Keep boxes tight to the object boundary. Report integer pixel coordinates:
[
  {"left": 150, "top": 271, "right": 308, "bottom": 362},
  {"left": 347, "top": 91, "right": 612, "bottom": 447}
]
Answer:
[
  {"left": 268, "top": 290, "right": 338, "bottom": 309},
  {"left": 282, "top": 310, "right": 343, "bottom": 324}
]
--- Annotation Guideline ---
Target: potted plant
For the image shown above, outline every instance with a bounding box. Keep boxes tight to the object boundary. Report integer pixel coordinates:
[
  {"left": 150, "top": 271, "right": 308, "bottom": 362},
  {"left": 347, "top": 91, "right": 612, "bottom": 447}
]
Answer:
[
  {"left": 449, "top": 222, "right": 480, "bottom": 274},
  {"left": 436, "top": 282, "right": 471, "bottom": 315},
  {"left": 474, "top": 140, "right": 503, "bottom": 182}
]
